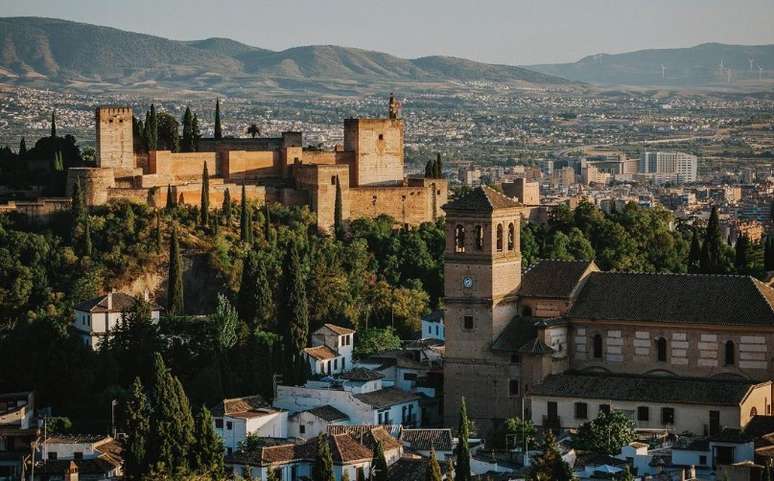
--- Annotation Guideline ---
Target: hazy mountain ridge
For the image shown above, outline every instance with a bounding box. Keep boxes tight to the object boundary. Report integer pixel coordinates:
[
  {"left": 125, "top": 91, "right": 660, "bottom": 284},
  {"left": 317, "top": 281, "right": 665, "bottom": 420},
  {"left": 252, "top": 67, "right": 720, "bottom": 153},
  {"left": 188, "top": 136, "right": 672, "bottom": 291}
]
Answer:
[
  {"left": 528, "top": 42, "right": 774, "bottom": 87},
  {"left": 0, "top": 16, "right": 572, "bottom": 94}
]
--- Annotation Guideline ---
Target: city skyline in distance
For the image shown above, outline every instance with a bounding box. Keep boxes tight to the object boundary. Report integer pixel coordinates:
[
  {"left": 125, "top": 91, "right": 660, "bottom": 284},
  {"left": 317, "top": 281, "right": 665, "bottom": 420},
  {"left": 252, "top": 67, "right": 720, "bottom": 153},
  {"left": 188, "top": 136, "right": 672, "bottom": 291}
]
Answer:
[{"left": 1, "top": 0, "right": 773, "bottom": 66}]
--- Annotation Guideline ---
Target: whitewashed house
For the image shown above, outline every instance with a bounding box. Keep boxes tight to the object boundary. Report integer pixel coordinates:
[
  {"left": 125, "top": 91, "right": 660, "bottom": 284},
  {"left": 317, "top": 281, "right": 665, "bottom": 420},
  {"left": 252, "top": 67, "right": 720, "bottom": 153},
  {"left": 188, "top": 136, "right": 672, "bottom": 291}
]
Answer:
[
  {"left": 303, "top": 324, "right": 355, "bottom": 376},
  {"left": 73, "top": 292, "right": 161, "bottom": 349},
  {"left": 288, "top": 405, "right": 349, "bottom": 440},
  {"left": 212, "top": 395, "right": 288, "bottom": 455},
  {"left": 421, "top": 310, "right": 444, "bottom": 341},
  {"left": 33, "top": 435, "right": 123, "bottom": 481}
]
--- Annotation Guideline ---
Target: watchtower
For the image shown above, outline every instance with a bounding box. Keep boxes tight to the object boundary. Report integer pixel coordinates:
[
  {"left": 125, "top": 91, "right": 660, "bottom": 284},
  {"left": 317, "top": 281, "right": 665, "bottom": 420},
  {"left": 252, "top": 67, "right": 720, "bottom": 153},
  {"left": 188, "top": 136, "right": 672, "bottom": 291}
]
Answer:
[{"left": 96, "top": 106, "right": 134, "bottom": 171}]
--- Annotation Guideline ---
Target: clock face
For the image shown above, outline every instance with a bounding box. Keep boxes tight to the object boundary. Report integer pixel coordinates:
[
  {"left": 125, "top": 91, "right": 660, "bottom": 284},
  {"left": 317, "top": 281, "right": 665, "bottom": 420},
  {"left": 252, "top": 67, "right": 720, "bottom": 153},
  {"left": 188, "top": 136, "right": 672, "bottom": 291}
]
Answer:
[{"left": 463, "top": 276, "right": 473, "bottom": 289}]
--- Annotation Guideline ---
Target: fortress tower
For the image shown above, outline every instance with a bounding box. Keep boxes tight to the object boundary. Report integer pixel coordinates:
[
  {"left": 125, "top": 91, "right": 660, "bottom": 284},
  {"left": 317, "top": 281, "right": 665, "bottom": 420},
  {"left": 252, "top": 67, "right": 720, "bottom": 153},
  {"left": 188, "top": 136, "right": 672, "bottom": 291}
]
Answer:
[
  {"left": 96, "top": 107, "right": 134, "bottom": 171},
  {"left": 442, "top": 186, "right": 524, "bottom": 432},
  {"left": 343, "top": 96, "right": 404, "bottom": 187}
]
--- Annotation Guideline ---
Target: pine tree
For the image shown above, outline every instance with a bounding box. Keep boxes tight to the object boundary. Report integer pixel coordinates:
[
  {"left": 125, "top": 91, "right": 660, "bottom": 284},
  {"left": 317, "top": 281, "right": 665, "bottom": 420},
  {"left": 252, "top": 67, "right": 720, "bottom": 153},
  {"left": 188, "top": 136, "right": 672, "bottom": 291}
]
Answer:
[
  {"left": 50, "top": 111, "right": 57, "bottom": 137},
  {"left": 240, "top": 182, "right": 251, "bottom": 243},
  {"left": 334, "top": 175, "right": 344, "bottom": 240},
  {"left": 735, "top": 233, "right": 749, "bottom": 271},
  {"left": 191, "top": 114, "right": 201, "bottom": 151},
  {"left": 191, "top": 406, "right": 223, "bottom": 474},
  {"left": 166, "top": 184, "right": 174, "bottom": 210},
  {"left": 688, "top": 229, "right": 701, "bottom": 272},
  {"left": 200, "top": 162, "right": 210, "bottom": 226},
  {"left": 526, "top": 431, "right": 574, "bottom": 481},
  {"left": 700, "top": 206, "right": 723, "bottom": 274},
  {"left": 222, "top": 188, "right": 232, "bottom": 225},
  {"left": 312, "top": 434, "right": 334, "bottom": 481},
  {"left": 181, "top": 107, "right": 194, "bottom": 152},
  {"left": 214, "top": 98, "right": 223, "bottom": 140},
  {"left": 454, "top": 397, "right": 471, "bottom": 481},
  {"left": 18, "top": 137, "right": 27, "bottom": 157},
  {"left": 425, "top": 159, "right": 433, "bottom": 178},
  {"left": 426, "top": 449, "right": 442, "bottom": 481},
  {"left": 167, "top": 226, "right": 184, "bottom": 316},
  {"left": 281, "top": 240, "right": 309, "bottom": 386},
  {"left": 371, "top": 441, "right": 389, "bottom": 481},
  {"left": 124, "top": 377, "right": 151, "bottom": 480}
]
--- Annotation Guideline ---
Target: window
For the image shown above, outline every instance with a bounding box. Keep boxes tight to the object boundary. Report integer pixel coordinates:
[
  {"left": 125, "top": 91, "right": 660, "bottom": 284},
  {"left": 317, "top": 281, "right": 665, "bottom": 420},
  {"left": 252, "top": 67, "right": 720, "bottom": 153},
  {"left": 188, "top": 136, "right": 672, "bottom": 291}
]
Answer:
[
  {"left": 342, "top": 358, "right": 346, "bottom": 370},
  {"left": 404, "top": 373, "right": 417, "bottom": 381},
  {"left": 463, "top": 315, "right": 474, "bottom": 330},
  {"left": 509, "top": 380, "right": 519, "bottom": 397},
  {"left": 331, "top": 176, "right": 337, "bottom": 185},
  {"left": 378, "top": 134, "right": 384, "bottom": 141},
  {"left": 699, "top": 455, "right": 707, "bottom": 466},
  {"left": 637, "top": 406, "right": 649, "bottom": 422},
  {"left": 725, "top": 340, "right": 735, "bottom": 366},
  {"left": 751, "top": 407, "right": 758, "bottom": 417},
  {"left": 227, "top": 447, "right": 233, "bottom": 455},
  {"left": 661, "top": 407, "right": 675, "bottom": 425},
  {"left": 475, "top": 225, "right": 484, "bottom": 250},
  {"left": 299, "top": 424, "right": 306, "bottom": 434},
  {"left": 496, "top": 224, "right": 504, "bottom": 252},
  {"left": 510, "top": 353, "right": 521, "bottom": 364},
  {"left": 334, "top": 359, "right": 338, "bottom": 370},
  {"left": 402, "top": 406, "right": 407, "bottom": 422},
  {"left": 547, "top": 401, "right": 558, "bottom": 419},
  {"left": 215, "top": 418, "right": 224, "bottom": 429},
  {"left": 226, "top": 421, "right": 233, "bottom": 430},
  {"left": 428, "top": 326, "right": 432, "bottom": 334},
  {"left": 378, "top": 412, "right": 383, "bottom": 424},
  {"left": 507, "top": 223, "right": 515, "bottom": 250},
  {"left": 327, "top": 360, "right": 331, "bottom": 374},
  {"left": 73, "top": 452, "right": 83, "bottom": 460},
  {"left": 656, "top": 337, "right": 668, "bottom": 362},
  {"left": 593, "top": 334, "right": 603, "bottom": 359},
  {"left": 599, "top": 404, "right": 611, "bottom": 415},
  {"left": 575, "top": 402, "right": 588, "bottom": 420},
  {"left": 435, "top": 325, "right": 439, "bottom": 336},
  {"left": 357, "top": 467, "right": 366, "bottom": 481},
  {"left": 455, "top": 224, "right": 466, "bottom": 253}
]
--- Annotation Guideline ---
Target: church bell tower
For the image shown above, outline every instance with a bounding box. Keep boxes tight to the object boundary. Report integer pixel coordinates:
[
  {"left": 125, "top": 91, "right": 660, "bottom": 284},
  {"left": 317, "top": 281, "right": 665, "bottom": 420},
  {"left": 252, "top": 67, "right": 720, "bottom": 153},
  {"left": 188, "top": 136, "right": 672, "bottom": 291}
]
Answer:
[{"left": 442, "top": 186, "right": 523, "bottom": 431}]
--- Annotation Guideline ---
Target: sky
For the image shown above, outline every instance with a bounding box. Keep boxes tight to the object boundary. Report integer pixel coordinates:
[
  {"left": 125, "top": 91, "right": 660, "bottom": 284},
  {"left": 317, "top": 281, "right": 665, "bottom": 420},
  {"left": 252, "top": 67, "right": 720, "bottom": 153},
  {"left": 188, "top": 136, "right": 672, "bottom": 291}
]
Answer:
[{"left": 1, "top": 0, "right": 773, "bottom": 65}]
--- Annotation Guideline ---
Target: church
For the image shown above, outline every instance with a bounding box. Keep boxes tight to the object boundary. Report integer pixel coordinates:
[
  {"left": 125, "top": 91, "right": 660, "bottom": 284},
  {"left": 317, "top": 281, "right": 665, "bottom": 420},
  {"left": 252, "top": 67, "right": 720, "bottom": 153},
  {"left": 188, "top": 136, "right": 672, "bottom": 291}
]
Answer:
[{"left": 442, "top": 186, "right": 774, "bottom": 436}]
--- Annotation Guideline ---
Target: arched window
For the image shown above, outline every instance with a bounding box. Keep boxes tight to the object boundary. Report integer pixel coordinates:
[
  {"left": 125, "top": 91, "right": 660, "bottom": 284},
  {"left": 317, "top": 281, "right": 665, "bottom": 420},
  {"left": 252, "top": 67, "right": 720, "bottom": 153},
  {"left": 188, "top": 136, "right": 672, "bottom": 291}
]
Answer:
[
  {"left": 751, "top": 407, "right": 758, "bottom": 417},
  {"left": 475, "top": 225, "right": 484, "bottom": 250},
  {"left": 593, "top": 334, "right": 603, "bottom": 359},
  {"left": 455, "top": 224, "right": 465, "bottom": 253},
  {"left": 496, "top": 224, "right": 504, "bottom": 252},
  {"left": 725, "top": 340, "right": 735, "bottom": 366},
  {"left": 656, "top": 338, "right": 668, "bottom": 362},
  {"left": 508, "top": 223, "right": 515, "bottom": 250}
]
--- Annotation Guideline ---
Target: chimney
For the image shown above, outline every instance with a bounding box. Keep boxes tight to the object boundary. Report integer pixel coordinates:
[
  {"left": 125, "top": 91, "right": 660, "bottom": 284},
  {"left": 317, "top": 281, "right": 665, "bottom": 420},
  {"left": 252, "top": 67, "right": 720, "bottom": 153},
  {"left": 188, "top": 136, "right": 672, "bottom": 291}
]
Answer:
[
  {"left": 106, "top": 292, "right": 113, "bottom": 311},
  {"left": 65, "top": 460, "right": 78, "bottom": 481}
]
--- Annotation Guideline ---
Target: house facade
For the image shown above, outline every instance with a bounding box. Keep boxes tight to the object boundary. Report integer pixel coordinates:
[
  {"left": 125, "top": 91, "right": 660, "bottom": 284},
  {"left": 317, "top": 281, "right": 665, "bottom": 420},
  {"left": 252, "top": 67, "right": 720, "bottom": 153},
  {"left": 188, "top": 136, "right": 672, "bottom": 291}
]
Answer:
[
  {"left": 212, "top": 396, "right": 288, "bottom": 454},
  {"left": 303, "top": 324, "right": 355, "bottom": 376},
  {"left": 73, "top": 292, "right": 161, "bottom": 349}
]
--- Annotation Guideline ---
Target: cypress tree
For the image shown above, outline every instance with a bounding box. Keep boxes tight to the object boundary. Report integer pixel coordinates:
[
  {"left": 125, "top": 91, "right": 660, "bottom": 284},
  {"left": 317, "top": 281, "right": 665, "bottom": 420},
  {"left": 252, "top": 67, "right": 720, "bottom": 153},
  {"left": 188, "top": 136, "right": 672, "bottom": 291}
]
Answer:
[
  {"left": 735, "top": 234, "right": 749, "bottom": 271},
  {"left": 192, "top": 114, "right": 201, "bottom": 151},
  {"left": 433, "top": 153, "right": 443, "bottom": 178},
  {"left": 82, "top": 214, "right": 93, "bottom": 257},
  {"left": 425, "top": 159, "right": 433, "bottom": 178},
  {"left": 312, "top": 434, "right": 334, "bottom": 481},
  {"left": 167, "top": 226, "right": 184, "bottom": 316},
  {"left": 281, "top": 240, "right": 309, "bottom": 386},
  {"left": 165, "top": 184, "right": 174, "bottom": 210},
  {"left": 200, "top": 162, "right": 210, "bottom": 226},
  {"left": 214, "top": 98, "right": 223, "bottom": 140},
  {"left": 71, "top": 177, "right": 86, "bottom": 221},
  {"left": 426, "top": 449, "right": 442, "bottom": 481},
  {"left": 238, "top": 252, "right": 274, "bottom": 329},
  {"left": 766, "top": 237, "right": 774, "bottom": 272},
  {"left": 191, "top": 406, "right": 223, "bottom": 474},
  {"left": 526, "top": 431, "right": 574, "bottom": 481},
  {"left": 371, "top": 441, "right": 388, "bottom": 481},
  {"left": 181, "top": 107, "right": 194, "bottom": 152},
  {"left": 454, "top": 397, "right": 471, "bottom": 481},
  {"left": 124, "top": 203, "right": 136, "bottom": 236},
  {"left": 700, "top": 206, "right": 722, "bottom": 273},
  {"left": 50, "top": 111, "right": 57, "bottom": 137},
  {"left": 222, "top": 188, "right": 232, "bottom": 224},
  {"left": 147, "top": 104, "right": 158, "bottom": 151},
  {"left": 240, "top": 182, "right": 251, "bottom": 243},
  {"left": 148, "top": 353, "right": 194, "bottom": 473},
  {"left": 18, "top": 137, "right": 27, "bottom": 157},
  {"left": 124, "top": 377, "right": 151, "bottom": 480},
  {"left": 688, "top": 229, "right": 701, "bottom": 272},
  {"left": 334, "top": 175, "right": 344, "bottom": 240},
  {"left": 264, "top": 201, "right": 273, "bottom": 245},
  {"left": 154, "top": 211, "right": 162, "bottom": 253}
]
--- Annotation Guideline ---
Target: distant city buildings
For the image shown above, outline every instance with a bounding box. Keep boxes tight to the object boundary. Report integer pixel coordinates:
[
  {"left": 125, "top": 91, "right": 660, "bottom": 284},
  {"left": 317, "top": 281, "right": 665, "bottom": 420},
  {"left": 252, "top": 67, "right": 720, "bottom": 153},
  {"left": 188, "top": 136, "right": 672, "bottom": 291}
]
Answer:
[{"left": 638, "top": 151, "right": 698, "bottom": 184}]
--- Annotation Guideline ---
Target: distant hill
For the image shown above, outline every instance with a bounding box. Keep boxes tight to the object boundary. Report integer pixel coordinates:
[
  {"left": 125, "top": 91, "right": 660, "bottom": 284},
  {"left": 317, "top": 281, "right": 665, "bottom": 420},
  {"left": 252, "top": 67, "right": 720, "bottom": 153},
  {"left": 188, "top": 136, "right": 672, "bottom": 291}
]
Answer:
[
  {"left": 0, "top": 16, "right": 573, "bottom": 95},
  {"left": 528, "top": 43, "right": 774, "bottom": 88}
]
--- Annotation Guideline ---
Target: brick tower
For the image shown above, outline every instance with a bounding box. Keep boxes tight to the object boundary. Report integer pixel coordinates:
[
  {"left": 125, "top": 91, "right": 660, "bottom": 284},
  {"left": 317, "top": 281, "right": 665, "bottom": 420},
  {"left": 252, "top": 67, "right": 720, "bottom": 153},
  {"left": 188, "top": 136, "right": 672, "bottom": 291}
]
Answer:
[
  {"left": 95, "top": 106, "right": 134, "bottom": 171},
  {"left": 442, "top": 186, "right": 523, "bottom": 433}
]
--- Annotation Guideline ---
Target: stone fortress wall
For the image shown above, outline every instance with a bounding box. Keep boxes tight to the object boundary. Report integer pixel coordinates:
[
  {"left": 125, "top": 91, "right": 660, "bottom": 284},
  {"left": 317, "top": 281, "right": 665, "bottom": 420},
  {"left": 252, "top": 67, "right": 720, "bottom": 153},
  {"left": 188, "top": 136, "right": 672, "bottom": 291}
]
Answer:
[{"left": 69, "top": 95, "right": 447, "bottom": 231}]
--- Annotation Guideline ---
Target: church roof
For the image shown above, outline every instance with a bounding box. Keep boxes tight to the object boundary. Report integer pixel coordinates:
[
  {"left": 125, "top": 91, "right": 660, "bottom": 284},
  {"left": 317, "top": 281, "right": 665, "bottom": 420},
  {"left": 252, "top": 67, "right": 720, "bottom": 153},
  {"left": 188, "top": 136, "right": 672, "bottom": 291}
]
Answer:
[
  {"left": 568, "top": 272, "right": 774, "bottom": 326},
  {"left": 519, "top": 260, "right": 597, "bottom": 298},
  {"left": 530, "top": 372, "right": 764, "bottom": 406},
  {"left": 442, "top": 186, "right": 520, "bottom": 213},
  {"left": 491, "top": 317, "right": 539, "bottom": 352}
]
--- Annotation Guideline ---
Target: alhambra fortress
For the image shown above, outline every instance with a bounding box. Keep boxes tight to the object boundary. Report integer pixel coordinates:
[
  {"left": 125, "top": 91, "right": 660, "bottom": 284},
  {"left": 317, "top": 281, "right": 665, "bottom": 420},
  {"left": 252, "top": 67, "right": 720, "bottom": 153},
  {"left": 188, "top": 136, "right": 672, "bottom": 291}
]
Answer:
[{"left": 66, "top": 95, "right": 447, "bottom": 230}]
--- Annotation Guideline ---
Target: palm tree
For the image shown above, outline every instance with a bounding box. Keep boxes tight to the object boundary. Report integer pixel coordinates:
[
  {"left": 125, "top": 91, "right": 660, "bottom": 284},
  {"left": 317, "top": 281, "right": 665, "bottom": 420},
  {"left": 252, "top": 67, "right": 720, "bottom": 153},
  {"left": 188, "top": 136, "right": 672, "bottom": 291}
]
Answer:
[{"left": 247, "top": 124, "right": 260, "bottom": 138}]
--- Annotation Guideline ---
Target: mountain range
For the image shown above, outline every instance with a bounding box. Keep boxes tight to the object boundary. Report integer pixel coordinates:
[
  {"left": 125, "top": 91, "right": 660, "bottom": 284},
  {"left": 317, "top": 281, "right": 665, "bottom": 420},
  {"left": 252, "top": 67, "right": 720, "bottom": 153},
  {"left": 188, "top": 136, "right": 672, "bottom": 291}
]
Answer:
[{"left": 0, "top": 17, "right": 772, "bottom": 96}]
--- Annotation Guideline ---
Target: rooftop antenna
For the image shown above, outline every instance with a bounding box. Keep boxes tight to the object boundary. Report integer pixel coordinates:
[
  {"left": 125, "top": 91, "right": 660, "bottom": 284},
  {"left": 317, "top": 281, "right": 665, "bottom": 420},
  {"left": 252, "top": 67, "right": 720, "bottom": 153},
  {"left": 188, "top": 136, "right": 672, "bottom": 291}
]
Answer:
[{"left": 660, "top": 64, "right": 666, "bottom": 80}]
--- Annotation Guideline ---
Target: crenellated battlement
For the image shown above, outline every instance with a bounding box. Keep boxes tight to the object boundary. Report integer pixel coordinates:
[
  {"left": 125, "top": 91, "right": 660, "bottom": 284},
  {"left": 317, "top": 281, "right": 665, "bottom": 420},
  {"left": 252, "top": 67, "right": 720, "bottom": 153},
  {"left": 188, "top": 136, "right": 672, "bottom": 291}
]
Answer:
[{"left": 96, "top": 106, "right": 133, "bottom": 117}]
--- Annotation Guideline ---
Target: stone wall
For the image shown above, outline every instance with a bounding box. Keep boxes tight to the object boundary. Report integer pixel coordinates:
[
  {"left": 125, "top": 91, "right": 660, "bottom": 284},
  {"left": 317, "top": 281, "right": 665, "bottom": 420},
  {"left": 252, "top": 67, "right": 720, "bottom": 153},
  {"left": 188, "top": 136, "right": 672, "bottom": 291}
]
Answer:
[
  {"left": 294, "top": 164, "right": 350, "bottom": 232},
  {"left": 96, "top": 107, "right": 134, "bottom": 171},
  {"left": 349, "top": 185, "right": 442, "bottom": 225},
  {"left": 344, "top": 118, "right": 404, "bottom": 186},
  {"left": 222, "top": 150, "right": 279, "bottom": 181},
  {"left": 148, "top": 151, "right": 218, "bottom": 180},
  {"left": 67, "top": 167, "right": 116, "bottom": 206}
]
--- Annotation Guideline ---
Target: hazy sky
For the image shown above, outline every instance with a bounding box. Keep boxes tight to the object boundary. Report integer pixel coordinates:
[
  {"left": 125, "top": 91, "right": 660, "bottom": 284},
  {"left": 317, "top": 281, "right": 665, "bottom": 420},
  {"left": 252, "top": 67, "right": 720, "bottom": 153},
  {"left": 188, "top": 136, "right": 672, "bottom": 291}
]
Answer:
[{"left": 2, "top": 0, "right": 773, "bottom": 65}]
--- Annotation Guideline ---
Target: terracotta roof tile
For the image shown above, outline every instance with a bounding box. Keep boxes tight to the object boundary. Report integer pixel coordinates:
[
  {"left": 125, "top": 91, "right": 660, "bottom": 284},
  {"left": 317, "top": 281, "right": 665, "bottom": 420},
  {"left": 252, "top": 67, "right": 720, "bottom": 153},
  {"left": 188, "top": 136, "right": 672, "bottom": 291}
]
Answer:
[
  {"left": 305, "top": 405, "right": 348, "bottom": 422},
  {"left": 304, "top": 345, "right": 339, "bottom": 361},
  {"left": 212, "top": 395, "right": 268, "bottom": 417},
  {"left": 74, "top": 292, "right": 161, "bottom": 313},
  {"left": 442, "top": 186, "right": 520, "bottom": 213},
  {"left": 519, "top": 259, "right": 596, "bottom": 298},
  {"left": 400, "top": 429, "right": 454, "bottom": 452},
  {"left": 354, "top": 388, "right": 421, "bottom": 409},
  {"left": 323, "top": 324, "right": 355, "bottom": 335}
]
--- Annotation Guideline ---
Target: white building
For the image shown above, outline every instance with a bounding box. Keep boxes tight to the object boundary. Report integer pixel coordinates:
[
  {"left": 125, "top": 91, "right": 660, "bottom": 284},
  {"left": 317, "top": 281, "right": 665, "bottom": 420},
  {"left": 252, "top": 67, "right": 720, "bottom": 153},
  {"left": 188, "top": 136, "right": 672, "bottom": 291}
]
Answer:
[
  {"left": 288, "top": 405, "right": 349, "bottom": 440},
  {"left": 303, "top": 324, "right": 355, "bottom": 376},
  {"left": 73, "top": 292, "right": 161, "bottom": 349},
  {"left": 33, "top": 435, "right": 123, "bottom": 481},
  {"left": 212, "top": 395, "right": 288, "bottom": 455},
  {"left": 421, "top": 311, "right": 445, "bottom": 341},
  {"left": 639, "top": 151, "right": 698, "bottom": 183}
]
